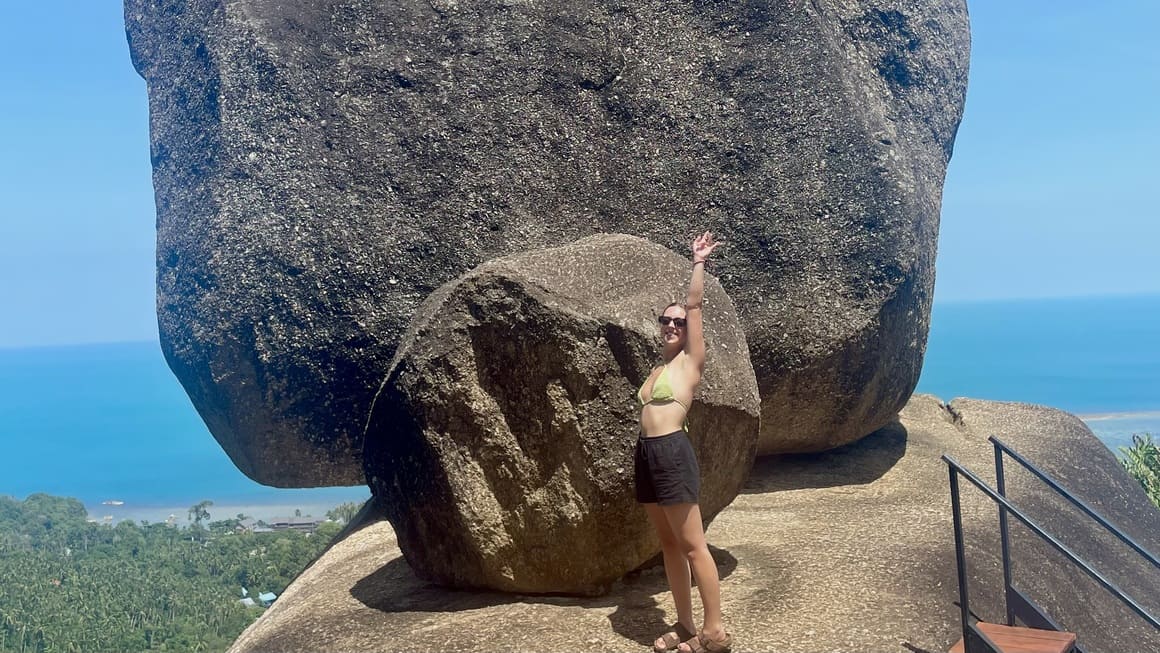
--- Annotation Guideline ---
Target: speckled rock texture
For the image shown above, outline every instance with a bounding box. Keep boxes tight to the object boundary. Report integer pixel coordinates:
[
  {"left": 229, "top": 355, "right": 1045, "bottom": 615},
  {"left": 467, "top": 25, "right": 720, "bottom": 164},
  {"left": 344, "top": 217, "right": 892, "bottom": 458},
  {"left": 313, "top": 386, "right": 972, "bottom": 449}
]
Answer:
[
  {"left": 363, "top": 234, "right": 760, "bottom": 594},
  {"left": 125, "top": 0, "right": 970, "bottom": 485},
  {"left": 229, "top": 395, "right": 1160, "bottom": 653}
]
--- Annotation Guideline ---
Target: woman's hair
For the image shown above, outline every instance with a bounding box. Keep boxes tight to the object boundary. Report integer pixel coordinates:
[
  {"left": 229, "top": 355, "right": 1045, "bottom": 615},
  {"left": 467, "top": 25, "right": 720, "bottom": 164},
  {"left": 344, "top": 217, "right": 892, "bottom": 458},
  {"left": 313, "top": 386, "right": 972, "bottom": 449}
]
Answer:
[{"left": 660, "top": 302, "right": 687, "bottom": 315}]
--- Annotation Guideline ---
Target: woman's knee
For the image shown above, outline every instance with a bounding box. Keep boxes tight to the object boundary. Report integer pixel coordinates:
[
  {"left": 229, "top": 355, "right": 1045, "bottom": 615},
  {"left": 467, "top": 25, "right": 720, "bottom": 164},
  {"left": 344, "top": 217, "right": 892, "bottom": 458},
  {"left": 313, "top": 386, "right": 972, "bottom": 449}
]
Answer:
[{"left": 681, "top": 540, "right": 710, "bottom": 566}]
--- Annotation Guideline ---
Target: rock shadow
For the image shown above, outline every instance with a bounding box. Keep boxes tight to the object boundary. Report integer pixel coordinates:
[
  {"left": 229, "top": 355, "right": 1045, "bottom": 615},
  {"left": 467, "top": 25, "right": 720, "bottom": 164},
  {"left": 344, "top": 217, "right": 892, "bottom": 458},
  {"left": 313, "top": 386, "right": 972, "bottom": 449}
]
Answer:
[
  {"left": 609, "top": 545, "right": 741, "bottom": 646},
  {"left": 743, "top": 417, "right": 908, "bottom": 493},
  {"left": 350, "top": 545, "right": 738, "bottom": 646},
  {"left": 349, "top": 555, "right": 518, "bottom": 613}
]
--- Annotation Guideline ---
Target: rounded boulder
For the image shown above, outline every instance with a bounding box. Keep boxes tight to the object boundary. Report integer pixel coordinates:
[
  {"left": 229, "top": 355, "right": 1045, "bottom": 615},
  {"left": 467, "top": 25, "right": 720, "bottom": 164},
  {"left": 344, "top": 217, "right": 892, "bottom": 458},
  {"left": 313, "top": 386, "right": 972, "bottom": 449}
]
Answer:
[{"left": 363, "top": 234, "right": 760, "bottom": 594}]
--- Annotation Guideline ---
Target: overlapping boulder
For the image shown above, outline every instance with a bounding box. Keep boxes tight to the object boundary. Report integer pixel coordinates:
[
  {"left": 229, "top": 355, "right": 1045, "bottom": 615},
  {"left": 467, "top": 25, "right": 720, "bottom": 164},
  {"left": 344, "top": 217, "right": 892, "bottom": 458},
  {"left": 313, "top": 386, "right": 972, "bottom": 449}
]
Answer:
[
  {"left": 363, "top": 234, "right": 760, "bottom": 594},
  {"left": 126, "top": 0, "right": 970, "bottom": 485}
]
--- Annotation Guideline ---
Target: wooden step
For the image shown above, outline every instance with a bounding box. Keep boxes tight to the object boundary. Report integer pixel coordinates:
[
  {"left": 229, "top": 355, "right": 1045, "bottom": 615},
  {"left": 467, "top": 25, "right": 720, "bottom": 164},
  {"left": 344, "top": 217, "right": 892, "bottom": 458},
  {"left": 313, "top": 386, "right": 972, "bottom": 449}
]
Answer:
[{"left": 949, "top": 622, "right": 1076, "bottom": 653}]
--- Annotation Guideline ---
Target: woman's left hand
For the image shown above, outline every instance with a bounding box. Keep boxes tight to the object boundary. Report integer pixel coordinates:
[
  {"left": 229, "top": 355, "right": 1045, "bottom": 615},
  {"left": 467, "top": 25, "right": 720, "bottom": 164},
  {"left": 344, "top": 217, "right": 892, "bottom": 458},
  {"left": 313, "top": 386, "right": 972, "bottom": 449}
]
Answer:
[{"left": 692, "top": 231, "right": 720, "bottom": 262}]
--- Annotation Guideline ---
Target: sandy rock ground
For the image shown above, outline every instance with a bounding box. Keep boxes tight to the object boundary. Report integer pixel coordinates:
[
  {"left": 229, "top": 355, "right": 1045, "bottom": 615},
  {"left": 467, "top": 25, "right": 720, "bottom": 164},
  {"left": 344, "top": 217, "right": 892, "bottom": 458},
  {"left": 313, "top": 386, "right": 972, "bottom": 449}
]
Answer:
[{"left": 230, "top": 395, "right": 1160, "bottom": 653}]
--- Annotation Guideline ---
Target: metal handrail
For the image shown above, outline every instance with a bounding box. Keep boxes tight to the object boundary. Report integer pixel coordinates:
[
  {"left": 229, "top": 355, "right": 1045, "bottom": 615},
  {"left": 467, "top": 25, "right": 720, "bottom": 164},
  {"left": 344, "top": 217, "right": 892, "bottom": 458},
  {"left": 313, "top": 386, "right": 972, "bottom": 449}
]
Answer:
[
  {"left": 990, "top": 436, "right": 1160, "bottom": 570},
  {"left": 943, "top": 455, "right": 1160, "bottom": 632},
  {"left": 948, "top": 461, "right": 974, "bottom": 646},
  {"left": 994, "top": 444, "right": 1015, "bottom": 627}
]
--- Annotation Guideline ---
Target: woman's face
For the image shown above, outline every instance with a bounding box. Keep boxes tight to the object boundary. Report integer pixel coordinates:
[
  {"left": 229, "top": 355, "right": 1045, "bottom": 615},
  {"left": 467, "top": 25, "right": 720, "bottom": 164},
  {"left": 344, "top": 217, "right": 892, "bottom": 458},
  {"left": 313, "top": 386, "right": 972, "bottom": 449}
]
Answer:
[{"left": 659, "top": 305, "right": 688, "bottom": 347}]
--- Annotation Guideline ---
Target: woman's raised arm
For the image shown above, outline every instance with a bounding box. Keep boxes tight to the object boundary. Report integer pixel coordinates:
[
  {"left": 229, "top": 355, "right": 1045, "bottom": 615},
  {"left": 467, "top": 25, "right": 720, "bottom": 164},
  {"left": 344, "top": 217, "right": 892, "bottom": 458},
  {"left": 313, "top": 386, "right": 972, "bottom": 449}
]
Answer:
[{"left": 683, "top": 231, "right": 719, "bottom": 372}]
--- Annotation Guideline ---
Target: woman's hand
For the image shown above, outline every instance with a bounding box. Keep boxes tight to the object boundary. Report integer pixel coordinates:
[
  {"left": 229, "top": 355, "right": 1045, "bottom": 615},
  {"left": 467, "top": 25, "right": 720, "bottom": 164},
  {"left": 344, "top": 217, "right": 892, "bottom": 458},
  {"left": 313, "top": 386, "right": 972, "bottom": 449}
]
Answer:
[{"left": 692, "top": 231, "right": 720, "bottom": 263}]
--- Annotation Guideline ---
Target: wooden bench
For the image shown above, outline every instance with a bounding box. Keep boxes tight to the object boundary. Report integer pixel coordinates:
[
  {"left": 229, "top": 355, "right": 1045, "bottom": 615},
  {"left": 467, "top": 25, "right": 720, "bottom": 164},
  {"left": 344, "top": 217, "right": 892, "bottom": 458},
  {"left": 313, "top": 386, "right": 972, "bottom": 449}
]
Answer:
[{"left": 949, "top": 622, "right": 1077, "bottom": 653}]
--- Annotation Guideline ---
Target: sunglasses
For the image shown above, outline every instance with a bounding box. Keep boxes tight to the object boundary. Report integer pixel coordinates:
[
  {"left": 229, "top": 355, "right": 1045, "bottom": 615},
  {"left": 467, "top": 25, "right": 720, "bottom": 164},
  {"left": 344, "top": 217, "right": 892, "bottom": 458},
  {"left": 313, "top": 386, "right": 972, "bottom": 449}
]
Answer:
[{"left": 657, "top": 316, "right": 687, "bottom": 328}]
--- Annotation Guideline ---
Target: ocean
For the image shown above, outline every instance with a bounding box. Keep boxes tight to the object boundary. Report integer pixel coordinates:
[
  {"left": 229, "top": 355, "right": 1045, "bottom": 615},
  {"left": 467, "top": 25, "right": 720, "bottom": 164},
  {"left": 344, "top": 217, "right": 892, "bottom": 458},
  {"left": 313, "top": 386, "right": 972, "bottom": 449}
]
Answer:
[
  {"left": 916, "top": 293, "right": 1160, "bottom": 451},
  {"left": 0, "top": 294, "right": 1157, "bottom": 522},
  {"left": 0, "top": 341, "right": 369, "bottom": 523}
]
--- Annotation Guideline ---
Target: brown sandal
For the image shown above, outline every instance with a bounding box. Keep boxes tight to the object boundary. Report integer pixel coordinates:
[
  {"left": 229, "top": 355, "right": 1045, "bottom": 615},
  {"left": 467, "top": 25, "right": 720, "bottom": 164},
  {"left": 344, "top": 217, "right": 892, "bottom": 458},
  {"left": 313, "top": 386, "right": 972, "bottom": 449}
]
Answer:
[
  {"left": 678, "top": 631, "right": 733, "bottom": 653},
  {"left": 653, "top": 622, "right": 696, "bottom": 653}
]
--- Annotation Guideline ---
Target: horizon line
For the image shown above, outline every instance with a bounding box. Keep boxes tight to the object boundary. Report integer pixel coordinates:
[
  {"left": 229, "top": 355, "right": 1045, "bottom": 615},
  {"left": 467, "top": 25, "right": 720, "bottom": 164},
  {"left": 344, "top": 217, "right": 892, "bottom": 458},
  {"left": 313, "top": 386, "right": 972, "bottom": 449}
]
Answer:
[
  {"left": 3, "top": 290, "right": 1159, "bottom": 350},
  {"left": 933, "top": 289, "right": 1160, "bottom": 306}
]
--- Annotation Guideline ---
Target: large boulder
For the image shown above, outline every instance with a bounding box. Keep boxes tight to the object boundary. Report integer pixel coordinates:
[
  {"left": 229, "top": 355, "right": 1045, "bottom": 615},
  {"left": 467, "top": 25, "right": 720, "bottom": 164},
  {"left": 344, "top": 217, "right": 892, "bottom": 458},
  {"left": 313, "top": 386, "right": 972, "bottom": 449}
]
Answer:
[
  {"left": 363, "top": 234, "right": 760, "bottom": 594},
  {"left": 126, "top": 0, "right": 970, "bottom": 484},
  {"left": 228, "top": 396, "right": 1160, "bottom": 653}
]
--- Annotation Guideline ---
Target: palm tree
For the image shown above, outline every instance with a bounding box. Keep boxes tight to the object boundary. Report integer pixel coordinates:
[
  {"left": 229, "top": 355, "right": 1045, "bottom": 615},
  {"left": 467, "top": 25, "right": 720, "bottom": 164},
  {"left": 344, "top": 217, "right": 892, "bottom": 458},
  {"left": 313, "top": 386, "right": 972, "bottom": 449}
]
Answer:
[
  {"left": 187, "top": 501, "right": 213, "bottom": 527},
  {"left": 1, "top": 609, "right": 13, "bottom": 650}
]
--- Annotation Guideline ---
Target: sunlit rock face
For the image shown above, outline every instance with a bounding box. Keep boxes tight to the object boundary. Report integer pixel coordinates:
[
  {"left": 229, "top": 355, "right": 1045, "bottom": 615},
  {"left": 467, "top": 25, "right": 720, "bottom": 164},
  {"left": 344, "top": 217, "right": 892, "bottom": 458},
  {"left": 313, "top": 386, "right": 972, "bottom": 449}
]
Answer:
[
  {"left": 126, "top": 0, "right": 968, "bottom": 485},
  {"left": 363, "top": 234, "right": 760, "bottom": 594}
]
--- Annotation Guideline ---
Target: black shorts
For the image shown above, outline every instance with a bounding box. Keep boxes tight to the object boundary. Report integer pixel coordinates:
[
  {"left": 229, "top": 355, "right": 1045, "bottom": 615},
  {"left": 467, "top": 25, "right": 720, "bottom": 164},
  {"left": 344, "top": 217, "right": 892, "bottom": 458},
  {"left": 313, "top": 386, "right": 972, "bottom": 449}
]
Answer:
[{"left": 634, "top": 430, "right": 701, "bottom": 505}]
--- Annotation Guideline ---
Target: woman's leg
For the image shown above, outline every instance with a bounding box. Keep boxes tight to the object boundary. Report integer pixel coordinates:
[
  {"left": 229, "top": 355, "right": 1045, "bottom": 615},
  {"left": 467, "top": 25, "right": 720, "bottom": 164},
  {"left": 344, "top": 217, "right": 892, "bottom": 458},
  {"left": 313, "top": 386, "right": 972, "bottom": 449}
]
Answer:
[
  {"left": 644, "top": 502, "right": 696, "bottom": 638},
  {"left": 661, "top": 502, "right": 725, "bottom": 642}
]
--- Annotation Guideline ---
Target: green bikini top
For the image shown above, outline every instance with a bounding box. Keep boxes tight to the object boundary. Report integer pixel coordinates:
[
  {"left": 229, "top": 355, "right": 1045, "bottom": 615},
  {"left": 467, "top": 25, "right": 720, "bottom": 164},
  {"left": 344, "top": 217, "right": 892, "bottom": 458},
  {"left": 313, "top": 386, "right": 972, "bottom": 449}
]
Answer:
[{"left": 638, "top": 364, "right": 691, "bottom": 429}]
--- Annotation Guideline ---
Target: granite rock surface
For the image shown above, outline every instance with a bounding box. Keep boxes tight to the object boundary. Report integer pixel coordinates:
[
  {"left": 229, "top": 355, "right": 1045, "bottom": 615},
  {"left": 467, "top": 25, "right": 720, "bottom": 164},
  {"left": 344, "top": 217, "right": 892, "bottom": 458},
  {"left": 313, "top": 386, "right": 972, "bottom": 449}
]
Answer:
[
  {"left": 363, "top": 234, "right": 760, "bottom": 594},
  {"left": 126, "top": 0, "right": 970, "bottom": 484},
  {"left": 229, "top": 395, "right": 1160, "bottom": 653}
]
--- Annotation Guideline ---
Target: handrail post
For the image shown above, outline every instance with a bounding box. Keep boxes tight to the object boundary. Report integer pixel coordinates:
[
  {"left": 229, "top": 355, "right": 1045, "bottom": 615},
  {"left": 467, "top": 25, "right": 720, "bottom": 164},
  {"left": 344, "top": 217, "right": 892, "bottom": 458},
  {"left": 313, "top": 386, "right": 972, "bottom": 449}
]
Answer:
[
  {"left": 994, "top": 441, "right": 1015, "bottom": 626},
  {"left": 949, "top": 464, "right": 973, "bottom": 647}
]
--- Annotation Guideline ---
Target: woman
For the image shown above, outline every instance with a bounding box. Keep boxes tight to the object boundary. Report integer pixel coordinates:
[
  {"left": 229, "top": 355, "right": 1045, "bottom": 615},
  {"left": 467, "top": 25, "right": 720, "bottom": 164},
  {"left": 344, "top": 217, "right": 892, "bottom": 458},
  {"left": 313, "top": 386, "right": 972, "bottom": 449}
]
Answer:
[{"left": 636, "top": 231, "right": 732, "bottom": 653}]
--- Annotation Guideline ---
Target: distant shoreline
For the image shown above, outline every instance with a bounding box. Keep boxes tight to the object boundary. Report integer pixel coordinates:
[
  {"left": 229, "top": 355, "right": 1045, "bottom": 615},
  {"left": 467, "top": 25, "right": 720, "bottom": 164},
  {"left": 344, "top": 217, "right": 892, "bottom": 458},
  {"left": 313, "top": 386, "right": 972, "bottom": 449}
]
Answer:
[
  {"left": 1078, "top": 410, "right": 1160, "bottom": 422},
  {"left": 81, "top": 495, "right": 370, "bottom": 525}
]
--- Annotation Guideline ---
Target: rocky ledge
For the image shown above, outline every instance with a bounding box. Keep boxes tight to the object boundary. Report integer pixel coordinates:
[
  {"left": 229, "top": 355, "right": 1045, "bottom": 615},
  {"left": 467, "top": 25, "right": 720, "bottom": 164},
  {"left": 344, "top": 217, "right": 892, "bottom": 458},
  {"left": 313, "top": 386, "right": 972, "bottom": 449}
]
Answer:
[{"left": 228, "top": 395, "right": 1160, "bottom": 653}]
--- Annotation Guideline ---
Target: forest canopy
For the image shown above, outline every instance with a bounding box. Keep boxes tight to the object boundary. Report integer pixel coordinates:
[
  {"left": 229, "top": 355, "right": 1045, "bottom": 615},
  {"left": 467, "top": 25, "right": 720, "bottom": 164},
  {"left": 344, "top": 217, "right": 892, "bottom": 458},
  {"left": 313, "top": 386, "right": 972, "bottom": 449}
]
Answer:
[{"left": 0, "top": 493, "right": 344, "bottom": 653}]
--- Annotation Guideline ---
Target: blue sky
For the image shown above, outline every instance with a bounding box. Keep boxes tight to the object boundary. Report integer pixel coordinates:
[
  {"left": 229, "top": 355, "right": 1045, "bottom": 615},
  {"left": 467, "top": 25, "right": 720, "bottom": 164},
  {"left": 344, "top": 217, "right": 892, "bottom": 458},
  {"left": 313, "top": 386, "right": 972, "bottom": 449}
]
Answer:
[
  {"left": 1, "top": 2, "right": 1157, "bottom": 348},
  {"left": 940, "top": 1, "right": 1160, "bottom": 302}
]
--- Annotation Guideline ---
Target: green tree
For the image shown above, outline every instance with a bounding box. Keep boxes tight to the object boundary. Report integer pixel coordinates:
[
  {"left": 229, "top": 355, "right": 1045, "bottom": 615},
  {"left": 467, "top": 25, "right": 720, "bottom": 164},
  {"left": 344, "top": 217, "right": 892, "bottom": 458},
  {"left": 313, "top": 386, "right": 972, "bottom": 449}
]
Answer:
[
  {"left": 187, "top": 501, "right": 213, "bottom": 527},
  {"left": 326, "top": 501, "right": 363, "bottom": 525},
  {"left": 0, "top": 493, "right": 343, "bottom": 652},
  {"left": 1120, "top": 433, "right": 1160, "bottom": 509}
]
